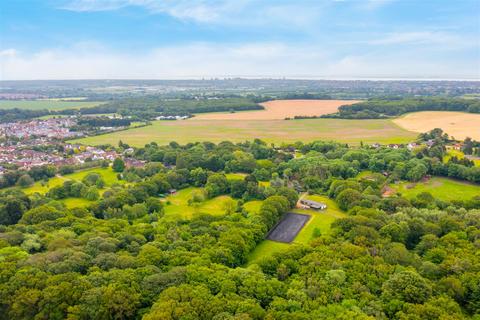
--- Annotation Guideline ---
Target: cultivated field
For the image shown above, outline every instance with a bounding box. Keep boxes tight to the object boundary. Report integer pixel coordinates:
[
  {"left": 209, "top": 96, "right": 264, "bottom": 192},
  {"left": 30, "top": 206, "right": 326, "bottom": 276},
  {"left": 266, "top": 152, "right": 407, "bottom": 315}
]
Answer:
[
  {"left": 393, "top": 111, "right": 480, "bottom": 140},
  {"left": 390, "top": 177, "right": 480, "bottom": 201},
  {"left": 193, "top": 99, "right": 359, "bottom": 120},
  {"left": 71, "top": 118, "right": 416, "bottom": 146},
  {"left": 0, "top": 100, "right": 103, "bottom": 110}
]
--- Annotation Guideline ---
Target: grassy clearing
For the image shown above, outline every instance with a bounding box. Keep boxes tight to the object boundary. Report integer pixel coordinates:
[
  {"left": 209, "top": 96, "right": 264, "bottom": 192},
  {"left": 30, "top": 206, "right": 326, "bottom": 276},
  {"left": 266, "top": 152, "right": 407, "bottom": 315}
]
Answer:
[
  {"left": 390, "top": 177, "right": 480, "bottom": 201},
  {"left": 243, "top": 200, "right": 263, "bottom": 215},
  {"left": 70, "top": 118, "right": 416, "bottom": 147},
  {"left": 62, "top": 197, "right": 94, "bottom": 208},
  {"left": 163, "top": 187, "right": 236, "bottom": 219},
  {"left": 247, "top": 195, "right": 345, "bottom": 264},
  {"left": 17, "top": 167, "right": 121, "bottom": 195},
  {"left": 0, "top": 100, "right": 103, "bottom": 110},
  {"left": 225, "top": 173, "right": 247, "bottom": 180},
  {"left": 247, "top": 241, "right": 291, "bottom": 264},
  {"left": 356, "top": 170, "right": 374, "bottom": 178}
]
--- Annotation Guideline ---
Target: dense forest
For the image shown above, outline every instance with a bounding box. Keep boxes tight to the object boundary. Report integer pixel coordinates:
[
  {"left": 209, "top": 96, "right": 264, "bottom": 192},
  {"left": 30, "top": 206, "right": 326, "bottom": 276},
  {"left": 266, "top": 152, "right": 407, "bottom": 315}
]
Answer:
[
  {"left": 323, "top": 97, "right": 480, "bottom": 119},
  {"left": 0, "top": 135, "right": 479, "bottom": 319}
]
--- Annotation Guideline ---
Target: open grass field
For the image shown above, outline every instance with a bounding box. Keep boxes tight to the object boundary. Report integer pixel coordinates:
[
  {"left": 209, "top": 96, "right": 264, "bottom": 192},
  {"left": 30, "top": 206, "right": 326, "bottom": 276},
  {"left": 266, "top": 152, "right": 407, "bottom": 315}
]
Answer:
[
  {"left": 390, "top": 177, "right": 480, "bottom": 201},
  {"left": 193, "top": 99, "right": 360, "bottom": 120},
  {"left": 71, "top": 118, "right": 416, "bottom": 146},
  {"left": 0, "top": 100, "right": 103, "bottom": 110},
  {"left": 17, "top": 167, "right": 121, "bottom": 195},
  {"left": 247, "top": 195, "right": 346, "bottom": 264},
  {"left": 163, "top": 187, "right": 237, "bottom": 219},
  {"left": 393, "top": 111, "right": 480, "bottom": 140}
]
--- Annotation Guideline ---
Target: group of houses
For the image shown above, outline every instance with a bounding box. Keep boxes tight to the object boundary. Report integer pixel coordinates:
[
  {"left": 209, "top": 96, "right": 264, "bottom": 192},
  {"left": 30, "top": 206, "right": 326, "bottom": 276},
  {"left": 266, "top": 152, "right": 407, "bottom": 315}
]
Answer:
[{"left": 0, "top": 118, "right": 82, "bottom": 139}]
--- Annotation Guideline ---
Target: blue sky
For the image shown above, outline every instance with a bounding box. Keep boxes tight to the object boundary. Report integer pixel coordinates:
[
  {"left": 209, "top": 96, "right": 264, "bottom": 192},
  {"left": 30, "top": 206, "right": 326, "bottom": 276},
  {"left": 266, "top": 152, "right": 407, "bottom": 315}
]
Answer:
[{"left": 0, "top": 0, "right": 479, "bottom": 79}]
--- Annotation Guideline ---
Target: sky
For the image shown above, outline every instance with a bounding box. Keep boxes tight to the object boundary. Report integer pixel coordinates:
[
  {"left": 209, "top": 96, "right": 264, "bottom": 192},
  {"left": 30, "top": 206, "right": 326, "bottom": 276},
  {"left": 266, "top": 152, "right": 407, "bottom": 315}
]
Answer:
[{"left": 0, "top": 0, "right": 479, "bottom": 80}]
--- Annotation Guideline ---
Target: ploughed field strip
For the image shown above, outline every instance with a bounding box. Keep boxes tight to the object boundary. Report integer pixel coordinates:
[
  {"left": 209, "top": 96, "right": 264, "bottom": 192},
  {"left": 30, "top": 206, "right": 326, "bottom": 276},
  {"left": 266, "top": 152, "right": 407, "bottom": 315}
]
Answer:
[{"left": 267, "top": 212, "right": 311, "bottom": 243}]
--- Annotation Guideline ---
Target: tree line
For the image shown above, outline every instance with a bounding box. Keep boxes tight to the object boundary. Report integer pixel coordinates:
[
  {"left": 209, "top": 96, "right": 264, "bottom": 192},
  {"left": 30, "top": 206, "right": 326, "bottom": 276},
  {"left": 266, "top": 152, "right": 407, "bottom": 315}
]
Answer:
[{"left": 322, "top": 97, "right": 480, "bottom": 119}]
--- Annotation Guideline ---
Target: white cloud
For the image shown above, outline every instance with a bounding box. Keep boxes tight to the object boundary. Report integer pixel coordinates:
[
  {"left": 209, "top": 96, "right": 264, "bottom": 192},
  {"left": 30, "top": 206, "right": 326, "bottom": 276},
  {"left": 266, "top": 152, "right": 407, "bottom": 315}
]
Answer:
[
  {"left": 1, "top": 42, "right": 478, "bottom": 80},
  {"left": 61, "top": 0, "right": 251, "bottom": 23},
  {"left": 367, "top": 31, "right": 474, "bottom": 47}
]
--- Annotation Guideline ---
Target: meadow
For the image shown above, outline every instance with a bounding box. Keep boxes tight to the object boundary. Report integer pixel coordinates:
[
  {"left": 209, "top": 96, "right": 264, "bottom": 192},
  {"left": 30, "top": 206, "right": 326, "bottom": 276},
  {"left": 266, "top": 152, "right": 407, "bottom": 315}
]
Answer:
[
  {"left": 71, "top": 118, "right": 416, "bottom": 146},
  {"left": 17, "top": 167, "right": 122, "bottom": 195},
  {"left": 393, "top": 111, "right": 480, "bottom": 140},
  {"left": 163, "top": 187, "right": 237, "bottom": 219},
  {"left": 193, "top": 99, "right": 359, "bottom": 120},
  {"left": 390, "top": 177, "right": 480, "bottom": 201},
  {"left": 247, "top": 195, "right": 345, "bottom": 264},
  {"left": 0, "top": 100, "right": 103, "bottom": 110}
]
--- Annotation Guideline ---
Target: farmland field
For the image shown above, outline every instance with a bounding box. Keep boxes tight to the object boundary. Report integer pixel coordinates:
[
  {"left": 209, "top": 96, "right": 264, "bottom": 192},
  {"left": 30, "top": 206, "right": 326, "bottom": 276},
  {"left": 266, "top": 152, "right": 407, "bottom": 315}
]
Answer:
[
  {"left": 0, "top": 100, "right": 103, "bottom": 110},
  {"left": 71, "top": 118, "right": 416, "bottom": 146},
  {"left": 193, "top": 99, "right": 360, "bottom": 120},
  {"left": 393, "top": 111, "right": 480, "bottom": 140},
  {"left": 390, "top": 177, "right": 480, "bottom": 201}
]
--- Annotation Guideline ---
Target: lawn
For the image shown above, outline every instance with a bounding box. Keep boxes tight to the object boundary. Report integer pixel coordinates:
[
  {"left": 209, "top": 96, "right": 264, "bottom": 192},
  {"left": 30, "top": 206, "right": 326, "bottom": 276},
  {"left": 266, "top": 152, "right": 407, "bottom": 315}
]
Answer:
[
  {"left": 70, "top": 118, "right": 416, "bottom": 146},
  {"left": 163, "top": 187, "right": 237, "bottom": 219},
  {"left": 17, "top": 167, "right": 121, "bottom": 195},
  {"left": 247, "top": 241, "right": 291, "bottom": 264},
  {"left": 0, "top": 100, "right": 103, "bottom": 110},
  {"left": 390, "top": 177, "right": 480, "bottom": 201},
  {"left": 247, "top": 195, "right": 346, "bottom": 264}
]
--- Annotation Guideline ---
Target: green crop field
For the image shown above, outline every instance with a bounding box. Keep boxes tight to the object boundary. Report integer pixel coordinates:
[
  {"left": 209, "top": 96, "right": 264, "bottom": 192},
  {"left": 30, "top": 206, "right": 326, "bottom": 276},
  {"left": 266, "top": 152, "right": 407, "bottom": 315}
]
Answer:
[
  {"left": 247, "top": 195, "right": 346, "bottom": 264},
  {"left": 70, "top": 118, "right": 416, "bottom": 146},
  {"left": 390, "top": 177, "right": 480, "bottom": 201},
  {"left": 163, "top": 187, "right": 237, "bottom": 219},
  {"left": 0, "top": 100, "right": 103, "bottom": 110}
]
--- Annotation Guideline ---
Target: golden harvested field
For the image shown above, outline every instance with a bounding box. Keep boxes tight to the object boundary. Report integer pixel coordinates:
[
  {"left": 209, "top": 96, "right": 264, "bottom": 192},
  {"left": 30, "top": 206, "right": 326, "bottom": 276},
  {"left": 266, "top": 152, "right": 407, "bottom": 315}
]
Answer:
[
  {"left": 393, "top": 111, "right": 480, "bottom": 140},
  {"left": 192, "top": 99, "right": 360, "bottom": 120}
]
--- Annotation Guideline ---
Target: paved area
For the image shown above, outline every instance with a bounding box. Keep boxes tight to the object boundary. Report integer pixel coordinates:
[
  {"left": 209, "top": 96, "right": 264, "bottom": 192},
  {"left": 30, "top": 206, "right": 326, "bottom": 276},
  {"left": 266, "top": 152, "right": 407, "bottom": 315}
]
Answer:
[{"left": 267, "top": 212, "right": 311, "bottom": 243}]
